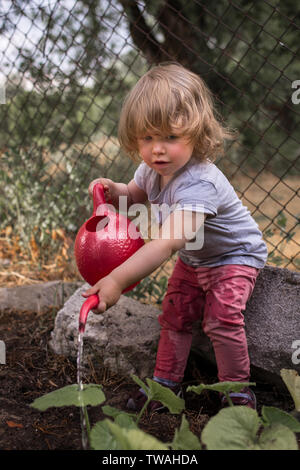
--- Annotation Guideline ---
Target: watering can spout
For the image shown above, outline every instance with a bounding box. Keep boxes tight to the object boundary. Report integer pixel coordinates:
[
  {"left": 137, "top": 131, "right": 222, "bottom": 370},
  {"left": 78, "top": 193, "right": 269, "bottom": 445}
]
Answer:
[{"left": 78, "top": 294, "right": 99, "bottom": 333}]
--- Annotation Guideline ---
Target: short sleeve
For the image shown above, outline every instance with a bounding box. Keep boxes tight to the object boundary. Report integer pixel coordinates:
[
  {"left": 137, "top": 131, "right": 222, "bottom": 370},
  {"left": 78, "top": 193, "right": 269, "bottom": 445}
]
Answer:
[
  {"left": 134, "top": 163, "right": 147, "bottom": 191},
  {"left": 173, "top": 179, "right": 218, "bottom": 217}
]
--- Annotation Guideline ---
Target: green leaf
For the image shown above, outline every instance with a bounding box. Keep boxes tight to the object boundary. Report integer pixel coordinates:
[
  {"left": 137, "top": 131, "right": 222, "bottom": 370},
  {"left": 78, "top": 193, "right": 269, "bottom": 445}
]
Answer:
[
  {"left": 280, "top": 369, "right": 300, "bottom": 412},
  {"left": 171, "top": 415, "right": 202, "bottom": 450},
  {"left": 262, "top": 406, "right": 300, "bottom": 432},
  {"left": 90, "top": 411, "right": 138, "bottom": 451},
  {"left": 258, "top": 424, "right": 298, "bottom": 450},
  {"left": 90, "top": 420, "right": 118, "bottom": 450},
  {"left": 102, "top": 405, "right": 136, "bottom": 420},
  {"left": 106, "top": 421, "right": 169, "bottom": 450},
  {"left": 276, "top": 211, "right": 287, "bottom": 228},
  {"left": 201, "top": 406, "right": 261, "bottom": 450},
  {"left": 131, "top": 375, "right": 149, "bottom": 393},
  {"left": 131, "top": 376, "right": 185, "bottom": 415},
  {"left": 30, "top": 384, "right": 105, "bottom": 411},
  {"left": 187, "top": 381, "right": 255, "bottom": 395},
  {"left": 146, "top": 379, "right": 185, "bottom": 414},
  {"left": 264, "top": 228, "right": 274, "bottom": 238},
  {"left": 115, "top": 413, "right": 138, "bottom": 429}
]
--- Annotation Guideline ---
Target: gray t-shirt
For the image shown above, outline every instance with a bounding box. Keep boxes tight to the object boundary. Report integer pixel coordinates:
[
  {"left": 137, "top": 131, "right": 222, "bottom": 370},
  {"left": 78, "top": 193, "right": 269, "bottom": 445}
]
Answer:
[{"left": 134, "top": 158, "right": 268, "bottom": 268}]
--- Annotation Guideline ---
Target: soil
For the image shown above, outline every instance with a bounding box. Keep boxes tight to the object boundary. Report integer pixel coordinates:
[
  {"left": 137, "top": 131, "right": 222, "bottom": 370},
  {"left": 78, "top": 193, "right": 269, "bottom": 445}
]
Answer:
[{"left": 0, "top": 307, "right": 298, "bottom": 451}]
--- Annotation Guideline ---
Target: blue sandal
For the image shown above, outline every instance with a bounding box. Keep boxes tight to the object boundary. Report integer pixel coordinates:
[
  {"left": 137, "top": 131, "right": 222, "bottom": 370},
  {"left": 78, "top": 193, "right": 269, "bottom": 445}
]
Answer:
[{"left": 221, "top": 387, "right": 257, "bottom": 409}]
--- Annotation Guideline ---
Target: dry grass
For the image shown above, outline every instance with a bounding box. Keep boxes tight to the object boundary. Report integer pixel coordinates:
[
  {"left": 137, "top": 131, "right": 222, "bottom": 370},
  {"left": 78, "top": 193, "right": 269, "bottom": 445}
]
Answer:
[{"left": 232, "top": 171, "right": 299, "bottom": 270}]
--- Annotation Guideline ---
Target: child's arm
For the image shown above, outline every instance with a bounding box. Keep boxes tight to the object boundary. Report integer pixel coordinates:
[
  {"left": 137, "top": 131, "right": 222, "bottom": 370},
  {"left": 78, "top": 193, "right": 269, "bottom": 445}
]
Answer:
[
  {"left": 82, "top": 210, "right": 206, "bottom": 313},
  {"left": 88, "top": 178, "right": 147, "bottom": 208}
]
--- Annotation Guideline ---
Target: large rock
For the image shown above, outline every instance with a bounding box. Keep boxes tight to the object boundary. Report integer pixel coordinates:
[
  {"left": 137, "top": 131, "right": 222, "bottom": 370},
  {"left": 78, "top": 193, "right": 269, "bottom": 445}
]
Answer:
[
  {"left": 49, "top": 284, "right": 161, "bottom": 379},
  {"left": 49, "top": 266, "right": 300, "bottom": 387},
  {"left": 0, "top": 281, "right": 82, "bottom": 314}
]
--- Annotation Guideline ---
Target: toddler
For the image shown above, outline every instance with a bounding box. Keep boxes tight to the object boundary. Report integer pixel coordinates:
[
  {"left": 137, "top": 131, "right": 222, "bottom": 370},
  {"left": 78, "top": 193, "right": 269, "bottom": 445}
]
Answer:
[{"left": 83, "top": 63, "right": 268, "bottom": 411}]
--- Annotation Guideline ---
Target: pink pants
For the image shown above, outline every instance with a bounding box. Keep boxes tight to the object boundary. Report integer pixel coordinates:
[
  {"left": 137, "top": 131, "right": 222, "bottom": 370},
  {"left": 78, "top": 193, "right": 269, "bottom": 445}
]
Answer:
[{"left": 154, "top": 258, "right": 259, "bottom": 383}]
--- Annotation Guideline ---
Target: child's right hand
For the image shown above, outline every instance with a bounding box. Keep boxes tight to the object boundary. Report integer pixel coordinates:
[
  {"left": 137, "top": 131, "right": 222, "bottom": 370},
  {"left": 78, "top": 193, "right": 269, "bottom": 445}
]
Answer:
[
  {"left": 82, "top": 274, "right": 123, "bottom": 314},
  {"left": 88, "top": 178, "right": 115, "bottom": 204}
]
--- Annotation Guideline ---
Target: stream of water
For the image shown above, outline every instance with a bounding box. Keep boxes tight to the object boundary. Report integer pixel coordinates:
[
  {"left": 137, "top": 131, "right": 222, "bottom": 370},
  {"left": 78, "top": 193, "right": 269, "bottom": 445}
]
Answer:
[{"left": 77, "top": 331, "right": 89, "bottom": 450}]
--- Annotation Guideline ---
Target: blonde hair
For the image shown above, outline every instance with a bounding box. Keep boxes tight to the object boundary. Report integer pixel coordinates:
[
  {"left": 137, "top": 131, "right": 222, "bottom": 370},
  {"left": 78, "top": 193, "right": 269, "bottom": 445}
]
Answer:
[{"left": 118, "top": 63, "right": 236, "bottom": 162}]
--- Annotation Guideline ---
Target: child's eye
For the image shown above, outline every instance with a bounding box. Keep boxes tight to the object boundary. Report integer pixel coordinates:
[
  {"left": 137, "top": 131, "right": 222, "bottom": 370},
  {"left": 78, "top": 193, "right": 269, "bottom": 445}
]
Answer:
[{"left": 167, "top": 135, "right": 178, "bottom": 140}]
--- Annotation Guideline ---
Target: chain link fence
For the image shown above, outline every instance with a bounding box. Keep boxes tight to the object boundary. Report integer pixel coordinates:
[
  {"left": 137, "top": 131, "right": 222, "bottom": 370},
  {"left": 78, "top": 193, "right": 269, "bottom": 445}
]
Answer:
[{"left": 0, "top": 0, "right": 299, "bottom": 300}]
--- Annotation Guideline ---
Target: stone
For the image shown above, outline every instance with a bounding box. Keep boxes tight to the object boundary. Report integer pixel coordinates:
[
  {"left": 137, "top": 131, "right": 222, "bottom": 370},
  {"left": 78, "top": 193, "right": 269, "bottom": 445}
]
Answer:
[
  {"left": 49, "top": 284, "right": 161, "bottom": 379},
  {"left": 0, "top": 281, "right": 82, "bottom": 314}
]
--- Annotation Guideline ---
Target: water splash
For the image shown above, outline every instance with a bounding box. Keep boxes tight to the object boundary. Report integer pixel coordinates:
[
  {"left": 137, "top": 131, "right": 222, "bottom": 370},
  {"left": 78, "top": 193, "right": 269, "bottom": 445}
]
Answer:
[{"left": 77, "top": 331, "right": 88, "bottom": 450}]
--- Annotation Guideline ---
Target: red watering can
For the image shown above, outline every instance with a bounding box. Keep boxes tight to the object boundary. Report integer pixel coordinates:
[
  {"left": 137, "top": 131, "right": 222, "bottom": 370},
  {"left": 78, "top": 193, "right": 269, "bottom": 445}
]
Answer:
[{"left": 74, "top": 183, "right": 144, "bottom": 332}]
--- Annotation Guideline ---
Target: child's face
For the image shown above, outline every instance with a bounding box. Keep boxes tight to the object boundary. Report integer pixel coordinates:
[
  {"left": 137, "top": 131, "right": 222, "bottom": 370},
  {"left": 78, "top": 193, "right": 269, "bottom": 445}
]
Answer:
[{"left": 137, "top": 132, "right": 194, "bottom": 184}]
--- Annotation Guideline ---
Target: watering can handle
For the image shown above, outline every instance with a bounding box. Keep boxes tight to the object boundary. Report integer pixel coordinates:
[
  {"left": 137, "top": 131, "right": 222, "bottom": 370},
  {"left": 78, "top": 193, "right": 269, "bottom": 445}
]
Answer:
[
  {"left": 79, "top": 294, "right": 99, "bottom": 333},
  {"left": 92, "top": 183, "right": 107, "bottom": 216}
]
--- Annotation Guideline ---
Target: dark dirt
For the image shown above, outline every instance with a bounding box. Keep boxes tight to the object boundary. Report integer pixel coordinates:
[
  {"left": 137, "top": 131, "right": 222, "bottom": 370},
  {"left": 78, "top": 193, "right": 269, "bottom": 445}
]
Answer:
[{"left": 0, "top": 307, "right": 298, "bottom": 451}]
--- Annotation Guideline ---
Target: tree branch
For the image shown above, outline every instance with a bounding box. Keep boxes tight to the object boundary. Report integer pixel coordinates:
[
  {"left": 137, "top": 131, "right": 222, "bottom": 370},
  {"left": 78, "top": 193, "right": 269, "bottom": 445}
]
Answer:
[
  {"left": 117, "top": 0, "right": 209, "bottom": 74},
  {"left": 117, "top": 0, "right": 172, "bottom": 64},
  {"left": 156, "top": 0, "right": 196, "bottom": 66}
]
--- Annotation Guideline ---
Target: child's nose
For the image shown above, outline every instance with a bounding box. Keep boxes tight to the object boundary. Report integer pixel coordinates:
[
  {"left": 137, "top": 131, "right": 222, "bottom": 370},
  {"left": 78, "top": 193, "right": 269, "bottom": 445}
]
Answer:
[{"left": 152, "top": 141, "right": 165, "bottom": 154}]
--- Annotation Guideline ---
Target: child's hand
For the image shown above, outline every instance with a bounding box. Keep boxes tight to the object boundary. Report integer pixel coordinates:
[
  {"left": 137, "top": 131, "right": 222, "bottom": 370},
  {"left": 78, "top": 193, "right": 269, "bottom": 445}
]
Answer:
[
  {"left": 88, "top": 178, "right": 115, "bottom": 204},
  {"left": 81, "top": 275, "right": 122, "bottom": 314}
]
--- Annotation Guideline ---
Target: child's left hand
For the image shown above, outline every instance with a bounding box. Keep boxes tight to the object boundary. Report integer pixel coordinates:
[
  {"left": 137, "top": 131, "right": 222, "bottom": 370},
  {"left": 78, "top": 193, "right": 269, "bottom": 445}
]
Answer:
[{"left": 81, "top": 275, "right": 123, "bottom": 314}]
